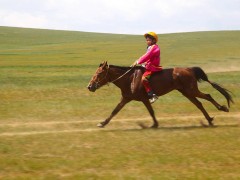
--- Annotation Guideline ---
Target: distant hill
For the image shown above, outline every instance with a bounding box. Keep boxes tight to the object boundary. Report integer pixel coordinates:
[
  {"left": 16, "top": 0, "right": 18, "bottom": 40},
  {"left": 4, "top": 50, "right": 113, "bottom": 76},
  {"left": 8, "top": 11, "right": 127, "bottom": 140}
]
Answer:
[{"left": 0, "top": 26, "right": 239, "bottom": 72}]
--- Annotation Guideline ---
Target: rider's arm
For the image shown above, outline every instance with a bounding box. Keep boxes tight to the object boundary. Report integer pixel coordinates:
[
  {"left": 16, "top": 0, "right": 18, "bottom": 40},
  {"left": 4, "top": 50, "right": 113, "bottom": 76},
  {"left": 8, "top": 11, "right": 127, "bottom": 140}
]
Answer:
[{"left": 137, "top": 45, "right": 156, "bottom": 64}]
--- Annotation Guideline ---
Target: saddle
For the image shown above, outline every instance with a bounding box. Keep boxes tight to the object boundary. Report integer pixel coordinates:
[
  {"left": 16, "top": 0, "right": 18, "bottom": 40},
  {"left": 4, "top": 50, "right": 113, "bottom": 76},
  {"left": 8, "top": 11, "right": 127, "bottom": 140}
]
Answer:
[
  {"left": 131, "top": 67, "right": 143, "bottom": 94},
  {"left": 130, "top": 67, "right": 164, "bottom": 94}
]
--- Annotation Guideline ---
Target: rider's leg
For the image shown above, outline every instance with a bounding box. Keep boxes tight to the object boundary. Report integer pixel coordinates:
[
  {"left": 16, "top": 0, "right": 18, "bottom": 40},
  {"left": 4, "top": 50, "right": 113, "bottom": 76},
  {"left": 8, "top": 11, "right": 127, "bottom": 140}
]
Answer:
[{"left": 142, "top": 71, "right": 158, "bottom": 103}]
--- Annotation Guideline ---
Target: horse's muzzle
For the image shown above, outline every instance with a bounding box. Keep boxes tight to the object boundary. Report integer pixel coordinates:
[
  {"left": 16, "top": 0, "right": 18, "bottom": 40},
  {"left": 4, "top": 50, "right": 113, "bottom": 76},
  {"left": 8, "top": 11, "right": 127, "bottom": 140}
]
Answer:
[{"left": 87, "top": 84, "right": 97, "bottom": 92}]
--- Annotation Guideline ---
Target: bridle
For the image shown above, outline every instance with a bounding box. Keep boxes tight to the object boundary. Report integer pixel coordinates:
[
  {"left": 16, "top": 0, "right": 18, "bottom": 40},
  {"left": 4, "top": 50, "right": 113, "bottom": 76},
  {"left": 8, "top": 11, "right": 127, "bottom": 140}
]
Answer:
[{"left": 94, "top": 65, "right": 110, "bottom": 88}]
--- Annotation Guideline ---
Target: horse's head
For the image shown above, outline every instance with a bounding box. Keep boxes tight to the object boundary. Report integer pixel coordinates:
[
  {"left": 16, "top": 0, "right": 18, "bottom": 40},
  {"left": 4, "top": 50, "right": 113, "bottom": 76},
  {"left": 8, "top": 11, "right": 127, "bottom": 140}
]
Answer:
[{"left": 87, "top": 61, "right": 110, "bottom": 92}]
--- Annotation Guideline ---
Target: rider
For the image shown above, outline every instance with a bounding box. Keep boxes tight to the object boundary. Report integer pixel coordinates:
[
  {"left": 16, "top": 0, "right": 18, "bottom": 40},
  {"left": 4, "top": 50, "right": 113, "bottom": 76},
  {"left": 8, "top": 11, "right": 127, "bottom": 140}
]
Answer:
[{"left": 132, "top": 32, "right": 162, "bottom": 103}]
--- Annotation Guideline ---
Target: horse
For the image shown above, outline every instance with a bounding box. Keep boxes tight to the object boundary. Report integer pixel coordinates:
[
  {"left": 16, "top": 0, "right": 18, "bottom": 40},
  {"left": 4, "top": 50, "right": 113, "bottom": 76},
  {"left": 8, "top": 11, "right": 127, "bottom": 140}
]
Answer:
[{"left": 87, "top": 61, "right": 233, "bottom": 128}]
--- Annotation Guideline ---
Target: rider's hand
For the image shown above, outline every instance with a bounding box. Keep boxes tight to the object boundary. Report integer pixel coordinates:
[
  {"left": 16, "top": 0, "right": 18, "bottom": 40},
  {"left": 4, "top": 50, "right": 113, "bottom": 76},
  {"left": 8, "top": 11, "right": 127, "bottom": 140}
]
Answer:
[{"left": 131, "top": 61, "right": 138, "bottom": 67}]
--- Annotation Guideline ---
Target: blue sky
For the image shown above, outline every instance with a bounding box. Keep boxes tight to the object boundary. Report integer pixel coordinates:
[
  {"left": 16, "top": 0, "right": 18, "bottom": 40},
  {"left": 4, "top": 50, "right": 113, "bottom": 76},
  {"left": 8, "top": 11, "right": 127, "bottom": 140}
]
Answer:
[{"left": 0, "top": 0, "right": 239, "bottom": 34}]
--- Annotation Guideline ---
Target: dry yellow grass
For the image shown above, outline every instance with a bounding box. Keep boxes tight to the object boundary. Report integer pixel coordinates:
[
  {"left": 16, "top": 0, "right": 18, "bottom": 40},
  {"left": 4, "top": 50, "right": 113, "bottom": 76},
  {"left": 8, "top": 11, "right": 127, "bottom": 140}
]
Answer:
[{"left": 0, "top": 27, "right": 239, "bottom": 179}]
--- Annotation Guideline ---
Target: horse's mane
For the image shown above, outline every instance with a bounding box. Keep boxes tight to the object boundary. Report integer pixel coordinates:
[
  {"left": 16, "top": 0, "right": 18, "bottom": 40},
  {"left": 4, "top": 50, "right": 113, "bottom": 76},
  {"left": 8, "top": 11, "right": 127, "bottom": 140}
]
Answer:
[{"left": 109, "top": 65, "right": 144, "bottom": 71}]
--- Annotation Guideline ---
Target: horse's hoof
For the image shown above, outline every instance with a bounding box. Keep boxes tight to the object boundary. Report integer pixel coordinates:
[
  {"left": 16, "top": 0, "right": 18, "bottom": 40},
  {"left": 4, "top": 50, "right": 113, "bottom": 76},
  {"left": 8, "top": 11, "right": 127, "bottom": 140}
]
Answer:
[
  {"left": 97, "top": 123, "right": 105, "bottom": 128},
  {"left": 220, "top": 105, "right": 229, "bottom": 112},
  {"left": 209, "top": 122, "right": 215, "bottom": 127},
  {"left": 151, "top": 124, "right": 159, "bottom": 129},
  {"left": 200, "top": 120, "right": 215, "bottom": 127},
  {"left": 209, "top": 117, "right": 214, "bottom": 126}
]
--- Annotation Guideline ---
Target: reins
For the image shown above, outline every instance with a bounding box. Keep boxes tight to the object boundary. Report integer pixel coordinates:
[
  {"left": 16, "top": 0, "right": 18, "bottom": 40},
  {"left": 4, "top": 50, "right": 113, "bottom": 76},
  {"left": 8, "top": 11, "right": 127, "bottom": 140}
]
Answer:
[{"left": 109, "top": 66, "right": 134, "bottom": 83}]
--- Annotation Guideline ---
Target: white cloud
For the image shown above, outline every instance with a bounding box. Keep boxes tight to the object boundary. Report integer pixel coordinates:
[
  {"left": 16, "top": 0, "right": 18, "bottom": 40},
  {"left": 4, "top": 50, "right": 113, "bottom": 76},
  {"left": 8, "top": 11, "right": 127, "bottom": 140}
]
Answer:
[
  {"left": 0, "top": 10, "right": 48, "bottom": 28},
  {"left": 0, "top": 0, "right": 239, "bottom": 34}
]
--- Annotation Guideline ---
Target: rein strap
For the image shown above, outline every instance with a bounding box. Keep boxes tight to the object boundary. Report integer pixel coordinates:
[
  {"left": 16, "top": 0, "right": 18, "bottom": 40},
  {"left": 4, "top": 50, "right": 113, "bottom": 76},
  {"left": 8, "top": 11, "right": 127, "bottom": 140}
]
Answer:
[{"left": 110, "top": 67, "right": 134, "bottom": 83}]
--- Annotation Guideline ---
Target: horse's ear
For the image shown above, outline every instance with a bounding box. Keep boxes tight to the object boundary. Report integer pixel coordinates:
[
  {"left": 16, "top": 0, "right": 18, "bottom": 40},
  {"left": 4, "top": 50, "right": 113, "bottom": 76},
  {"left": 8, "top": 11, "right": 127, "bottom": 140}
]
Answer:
[
  {"left": 99, "top": 61, "right": 105, "bottom": 67},
  {"left": 99, "top": 61, "right": 108, "bottom": 67}
]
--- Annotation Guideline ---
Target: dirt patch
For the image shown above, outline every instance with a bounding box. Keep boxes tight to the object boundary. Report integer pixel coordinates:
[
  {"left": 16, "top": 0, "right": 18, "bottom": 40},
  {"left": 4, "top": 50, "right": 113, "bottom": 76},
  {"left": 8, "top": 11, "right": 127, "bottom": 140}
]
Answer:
[{"left": 0, "top": 113, "right": 239, "bottom": 137}]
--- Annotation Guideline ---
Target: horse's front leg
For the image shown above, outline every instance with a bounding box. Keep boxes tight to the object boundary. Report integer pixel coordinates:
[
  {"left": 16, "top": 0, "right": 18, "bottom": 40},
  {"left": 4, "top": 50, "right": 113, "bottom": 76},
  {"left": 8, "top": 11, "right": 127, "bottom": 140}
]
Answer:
[
  {"left": 97, "top": 97, "right": 130, "bottom": 128},
  {"left": 142, "top": 99, "right": 159, "bottom": 128}
]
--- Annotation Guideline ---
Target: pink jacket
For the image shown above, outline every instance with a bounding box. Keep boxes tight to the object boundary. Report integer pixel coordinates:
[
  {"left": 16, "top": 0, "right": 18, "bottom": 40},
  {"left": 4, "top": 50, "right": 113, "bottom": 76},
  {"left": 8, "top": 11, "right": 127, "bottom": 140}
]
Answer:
[{"left": 137, "top": 44, "right": 162, "bottom": 72}]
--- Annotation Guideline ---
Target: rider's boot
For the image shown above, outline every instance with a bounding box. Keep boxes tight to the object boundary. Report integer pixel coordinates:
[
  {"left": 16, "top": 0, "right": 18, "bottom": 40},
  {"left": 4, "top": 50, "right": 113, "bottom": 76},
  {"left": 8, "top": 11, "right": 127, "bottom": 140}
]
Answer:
[{"left": 147, "top": 91, "right": 158, "bottom": 104}]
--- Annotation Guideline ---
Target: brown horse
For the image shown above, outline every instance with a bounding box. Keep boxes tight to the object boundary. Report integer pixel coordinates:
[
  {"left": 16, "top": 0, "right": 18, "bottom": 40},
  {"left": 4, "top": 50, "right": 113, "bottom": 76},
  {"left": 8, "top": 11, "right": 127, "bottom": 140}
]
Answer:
[{"left": 87, "top": 61, "right": 233, "bottom": 128}]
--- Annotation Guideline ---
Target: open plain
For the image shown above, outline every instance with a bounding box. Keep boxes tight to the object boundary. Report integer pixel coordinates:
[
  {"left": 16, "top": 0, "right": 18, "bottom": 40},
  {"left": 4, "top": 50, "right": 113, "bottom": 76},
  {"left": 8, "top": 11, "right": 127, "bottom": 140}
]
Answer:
[{"left": 0, "top": 27, "right": 239, "bottom": 179}]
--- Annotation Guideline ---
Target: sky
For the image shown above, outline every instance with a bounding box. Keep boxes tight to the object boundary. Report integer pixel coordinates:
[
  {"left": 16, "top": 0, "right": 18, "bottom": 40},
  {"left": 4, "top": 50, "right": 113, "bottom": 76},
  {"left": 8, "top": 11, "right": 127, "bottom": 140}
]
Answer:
[{"left": 0, "top": 0, "right": 239, "bottom": 34}]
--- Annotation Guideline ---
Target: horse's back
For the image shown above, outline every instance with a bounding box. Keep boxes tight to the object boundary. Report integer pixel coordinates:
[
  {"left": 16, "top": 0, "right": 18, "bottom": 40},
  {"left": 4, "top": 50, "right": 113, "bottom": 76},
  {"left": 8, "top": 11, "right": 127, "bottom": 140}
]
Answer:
[
  {"left": 151, "top": 67, "right": 198, "bottom": 95},
  {"left": 149, "top": 68, "right": 177, "bottom": 95},
  {"left": 132, "top": 67, "right": 196, "bottom": 96},
  {"left": 152, "top": 68, "right": 174, "bottom": 78}
]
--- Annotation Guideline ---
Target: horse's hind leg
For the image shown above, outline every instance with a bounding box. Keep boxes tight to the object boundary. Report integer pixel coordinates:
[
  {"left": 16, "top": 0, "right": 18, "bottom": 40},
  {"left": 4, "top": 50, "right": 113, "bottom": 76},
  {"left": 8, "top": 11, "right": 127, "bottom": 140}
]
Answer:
[
  {"left": 179, "top": 91, "right": 214, "bottom": 126},
  {"left": 196, "top": 92, "right": 229, "bottom": 112}
]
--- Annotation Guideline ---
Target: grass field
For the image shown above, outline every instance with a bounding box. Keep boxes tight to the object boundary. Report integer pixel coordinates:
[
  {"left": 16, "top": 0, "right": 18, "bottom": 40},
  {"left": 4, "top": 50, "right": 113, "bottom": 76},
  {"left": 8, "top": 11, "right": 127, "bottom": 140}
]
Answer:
[{"left": 0, "top": 26, "right": 240, "bottom": 179}]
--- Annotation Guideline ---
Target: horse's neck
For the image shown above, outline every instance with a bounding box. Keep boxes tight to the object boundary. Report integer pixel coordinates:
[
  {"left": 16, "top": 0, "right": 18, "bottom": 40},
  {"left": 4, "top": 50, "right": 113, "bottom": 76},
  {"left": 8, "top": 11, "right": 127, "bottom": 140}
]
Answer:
[{"left": 109, "top": 66, "right": 131, "bottom": 87}]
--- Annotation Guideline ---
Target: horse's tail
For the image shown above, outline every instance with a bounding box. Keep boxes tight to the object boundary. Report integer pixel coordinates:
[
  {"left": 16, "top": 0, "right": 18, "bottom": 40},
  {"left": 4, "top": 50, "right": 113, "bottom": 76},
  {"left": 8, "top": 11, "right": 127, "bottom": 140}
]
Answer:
[{"left": 192, "top": 67, "right": 234, "bottom": 107}]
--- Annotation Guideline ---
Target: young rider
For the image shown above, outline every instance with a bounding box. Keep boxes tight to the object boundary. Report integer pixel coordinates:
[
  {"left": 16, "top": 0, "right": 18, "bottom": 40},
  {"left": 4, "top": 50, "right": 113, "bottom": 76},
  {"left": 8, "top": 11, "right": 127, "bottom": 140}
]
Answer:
[{"left": 132, "top": 32, "right": 162, "bottom": 103}]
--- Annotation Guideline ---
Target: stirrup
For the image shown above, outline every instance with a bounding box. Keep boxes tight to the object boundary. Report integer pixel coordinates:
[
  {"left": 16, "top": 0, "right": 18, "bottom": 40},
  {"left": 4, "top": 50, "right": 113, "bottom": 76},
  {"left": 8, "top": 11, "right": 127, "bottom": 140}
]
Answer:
[{"left": 149, "top": 94, "right": 158, "bottom": 104}]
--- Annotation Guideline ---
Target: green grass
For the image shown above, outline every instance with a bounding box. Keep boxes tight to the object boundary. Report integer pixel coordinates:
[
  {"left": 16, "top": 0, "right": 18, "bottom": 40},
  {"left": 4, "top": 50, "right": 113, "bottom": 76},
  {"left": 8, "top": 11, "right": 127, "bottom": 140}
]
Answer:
[
  {"left": 0, "top": 125, "right": 239, "bottom": 179},
  {"left": 0, "top": 26, "right": 239, "bottom": 179}
]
